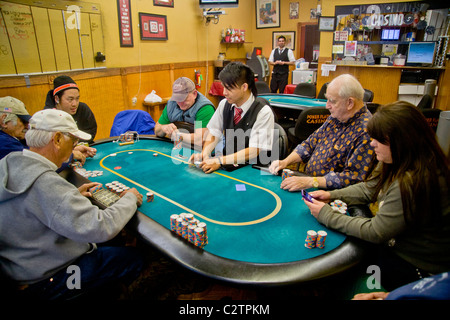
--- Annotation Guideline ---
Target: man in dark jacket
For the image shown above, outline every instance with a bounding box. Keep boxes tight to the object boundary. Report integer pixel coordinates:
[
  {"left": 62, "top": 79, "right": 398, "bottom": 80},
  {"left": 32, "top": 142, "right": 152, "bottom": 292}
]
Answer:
[{"left": 44, "top": 75, "right": 97, "bottom": 144}]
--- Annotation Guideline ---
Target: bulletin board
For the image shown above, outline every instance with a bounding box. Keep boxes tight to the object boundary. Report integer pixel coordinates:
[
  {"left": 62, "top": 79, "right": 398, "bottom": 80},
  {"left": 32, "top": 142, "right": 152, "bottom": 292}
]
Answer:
[{"left": 0, "top": 0, "right": 105, "bottom": 75}]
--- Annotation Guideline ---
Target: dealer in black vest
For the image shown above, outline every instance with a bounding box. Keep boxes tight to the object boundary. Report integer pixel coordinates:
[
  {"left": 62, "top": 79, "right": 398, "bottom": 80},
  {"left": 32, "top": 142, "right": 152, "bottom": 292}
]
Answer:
[
  {"left": 268, "top": 36, "right": 296, "bottom": 94},
  {"left": 189, "top": 62, "right": 274, "bottom": 174}
]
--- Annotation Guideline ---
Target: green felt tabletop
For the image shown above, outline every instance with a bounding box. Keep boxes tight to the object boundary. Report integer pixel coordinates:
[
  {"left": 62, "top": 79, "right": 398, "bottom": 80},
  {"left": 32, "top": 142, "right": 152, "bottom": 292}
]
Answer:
[{"left": 83, "top": 138, "right": 346, "bottom": 264}]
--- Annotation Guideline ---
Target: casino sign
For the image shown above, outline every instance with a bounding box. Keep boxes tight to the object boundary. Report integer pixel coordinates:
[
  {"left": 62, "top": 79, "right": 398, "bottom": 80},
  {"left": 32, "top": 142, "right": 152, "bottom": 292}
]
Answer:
[{"left": 367, "top": 13, "right": 405, "bottom": 27}]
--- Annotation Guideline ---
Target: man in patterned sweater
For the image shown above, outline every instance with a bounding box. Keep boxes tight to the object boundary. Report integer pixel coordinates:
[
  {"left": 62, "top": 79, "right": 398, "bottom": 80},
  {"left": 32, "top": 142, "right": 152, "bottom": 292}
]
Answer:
[{"left": 269, "top": 74, "right": 374, "bottom": 190}]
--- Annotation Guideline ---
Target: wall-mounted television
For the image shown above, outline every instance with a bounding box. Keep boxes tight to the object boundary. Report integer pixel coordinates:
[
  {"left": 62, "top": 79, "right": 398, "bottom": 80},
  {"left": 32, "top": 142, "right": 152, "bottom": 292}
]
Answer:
[
  {"left": 406, "top": 42, "right": 437, "bottom": 66},
  {"left": 199, "top": 0, "right": 239, "bottom": 9}
]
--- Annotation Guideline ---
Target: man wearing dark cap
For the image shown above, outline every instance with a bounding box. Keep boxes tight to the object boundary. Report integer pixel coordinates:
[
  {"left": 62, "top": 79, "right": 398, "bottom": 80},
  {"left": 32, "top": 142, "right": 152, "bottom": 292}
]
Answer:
[
  {"left": 44, "top": 75, "right": 97, "bottom": 144},
  {"left": 154, "top": 77, "right": 215, "bottom": 147},
  {"left": 0, "top": 96, "right": 31, "bottom": 159}
]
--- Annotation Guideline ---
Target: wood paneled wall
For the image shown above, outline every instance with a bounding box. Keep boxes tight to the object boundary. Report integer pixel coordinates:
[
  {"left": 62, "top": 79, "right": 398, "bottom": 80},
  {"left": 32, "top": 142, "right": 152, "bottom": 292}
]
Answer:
[{"left": 0, "top": 61, "right": 223, "bottom": 140}]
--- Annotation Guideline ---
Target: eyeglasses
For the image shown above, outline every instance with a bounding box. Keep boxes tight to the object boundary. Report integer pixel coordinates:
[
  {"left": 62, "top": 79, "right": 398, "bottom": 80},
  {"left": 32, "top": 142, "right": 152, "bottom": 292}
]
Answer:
[{"left": 62, "top": 132, "right": 79, "bottom": 148}]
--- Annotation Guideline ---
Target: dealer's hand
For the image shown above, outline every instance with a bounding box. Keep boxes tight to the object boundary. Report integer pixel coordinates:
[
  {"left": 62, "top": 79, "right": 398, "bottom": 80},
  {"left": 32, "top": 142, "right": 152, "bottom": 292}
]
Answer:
[
  {"left": 269, "top": 159, "right": 287, "bottom": 175},
  {"left": 201, "top": 158, "right": 221, "bottom": 174}
]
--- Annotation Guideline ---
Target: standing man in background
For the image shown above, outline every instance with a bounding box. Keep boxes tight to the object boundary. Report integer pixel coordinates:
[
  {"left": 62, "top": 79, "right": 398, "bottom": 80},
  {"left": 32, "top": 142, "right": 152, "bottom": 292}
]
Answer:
[{"left": 268, "top": 36, "right": 296, "bottom": 94}]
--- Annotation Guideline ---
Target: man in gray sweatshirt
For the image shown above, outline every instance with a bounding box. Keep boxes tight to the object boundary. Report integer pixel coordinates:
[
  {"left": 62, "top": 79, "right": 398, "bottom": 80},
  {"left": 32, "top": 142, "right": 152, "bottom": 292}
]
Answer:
[{"left": 0, "top": 109, "right": 144, "bottom": 300}]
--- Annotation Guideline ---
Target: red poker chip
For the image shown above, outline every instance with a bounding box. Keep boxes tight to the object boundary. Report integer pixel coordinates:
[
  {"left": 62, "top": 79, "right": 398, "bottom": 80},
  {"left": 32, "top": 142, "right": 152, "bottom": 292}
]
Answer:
[{"left": 114, "top": 166, "right": 122, "bottom": 170}]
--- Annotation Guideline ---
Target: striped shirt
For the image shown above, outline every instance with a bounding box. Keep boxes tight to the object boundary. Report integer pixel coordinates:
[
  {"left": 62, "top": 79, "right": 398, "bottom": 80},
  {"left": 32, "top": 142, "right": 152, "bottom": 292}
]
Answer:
[{"left": 295, "top": 106, "right": 374, "bottom": 189}]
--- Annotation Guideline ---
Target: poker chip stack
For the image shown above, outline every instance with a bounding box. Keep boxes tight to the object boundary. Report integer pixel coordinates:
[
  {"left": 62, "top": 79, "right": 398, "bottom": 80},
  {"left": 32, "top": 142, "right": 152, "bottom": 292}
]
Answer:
[
  {"left": 73, "top": 168, "right": 103, "bottom": 178},
  {"left": 330, "top": 200, "right": 347, "bottom": 214},
  {"left": 304, "top": 230, "right": 327, "bottom": 249},
  {"left": 146, "top": 192, "right": 154, "bottom": 202},
  {"left": 173, "top": 132, "right": 183, "bottom": 150},
  {"left": 71, "top": 161, "right": 83, "bottom": 169},
  {"left": 282, "top": 169, "right": 293, "bottom": 181},
  {"left": 170, "top": 214, "right": 179, "bottom": 231},
  {"left": 105, "top": 181, "right": 130, "bottom": 195},
  {"left": 89, "top": 184, "right": 103, "bottom": 194},
  {"left": 124, "top": 132, "right": 134, "bottom": 142},
  {"left": 304, "top": 230, "right": 318, "bottom": 249},
  {"left": 316, "top": 231, "right": 327, "bottom": 249},
  {"left": 194, "top": 227, "right": 207, "bottom": 248},
  {"left": 170, "top": 213, "right": 208, "bottom": 248},
  {"left": 197, "top": 222, "right": 208, "bottom": 246}
]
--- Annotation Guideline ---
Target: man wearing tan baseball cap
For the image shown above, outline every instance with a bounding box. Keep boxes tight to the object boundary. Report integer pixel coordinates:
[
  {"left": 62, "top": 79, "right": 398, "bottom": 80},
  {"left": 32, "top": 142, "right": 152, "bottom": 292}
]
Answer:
[
  {"left": 0, "top": 96, "right": 31, "bottom": 159},
  {"left": 0, "top": 108, "right": 144, "bottom": 300},
  {"left": 154, "top": 77, "right": 215, "bottom": 147}
]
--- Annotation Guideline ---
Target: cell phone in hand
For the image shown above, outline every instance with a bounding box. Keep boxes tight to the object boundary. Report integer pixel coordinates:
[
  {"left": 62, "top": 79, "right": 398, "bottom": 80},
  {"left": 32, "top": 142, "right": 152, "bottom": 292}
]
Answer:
[{"left": 301, "top": 189, "right": 314, "bottom": 203}]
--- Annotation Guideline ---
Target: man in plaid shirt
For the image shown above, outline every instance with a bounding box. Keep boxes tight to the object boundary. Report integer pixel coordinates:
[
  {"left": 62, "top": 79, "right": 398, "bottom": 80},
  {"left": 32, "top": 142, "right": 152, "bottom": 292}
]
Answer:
[{"left": 269, "top": 74, "right": 374, "bottom": 190}]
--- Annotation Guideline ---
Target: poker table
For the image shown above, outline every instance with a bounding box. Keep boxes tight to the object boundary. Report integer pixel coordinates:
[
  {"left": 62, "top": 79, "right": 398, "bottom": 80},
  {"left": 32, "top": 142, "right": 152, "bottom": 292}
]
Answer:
[
  {"left": 258, "top": 93, "right": 327, "bottom": 111},
  {"left": 69, "top": 136, "right": 366, "bottom": 287},
  {"left": 258, "top": 93, "right": 327, "bottom": 123}
]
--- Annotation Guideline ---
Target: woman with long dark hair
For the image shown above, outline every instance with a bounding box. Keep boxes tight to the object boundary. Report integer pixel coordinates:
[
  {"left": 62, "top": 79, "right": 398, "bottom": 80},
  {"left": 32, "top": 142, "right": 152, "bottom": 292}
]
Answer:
[{"left": 305, "top": 101, "right": 450, "bottom": 291}]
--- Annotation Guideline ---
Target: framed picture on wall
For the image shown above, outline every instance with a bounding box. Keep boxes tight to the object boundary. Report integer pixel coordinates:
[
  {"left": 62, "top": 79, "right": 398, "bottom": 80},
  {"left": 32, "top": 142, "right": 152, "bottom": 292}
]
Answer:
[
  {"left": 272, "top": 31, "right": 296, "bottom": 51},
  {"left": 139, "top": 13, "right": 168, "bottom": 40},
  {"left": 117, "top": 0, "right": 133, "bottom": 47},
  {"left": 153, "top": 0, "right": 174, "bottom": 7},
  {"left": 256, "top": 0, "right": 280, "bottom": 29},
  {"left": 318, "top": 16, "right": 336, "bottom": 32}
]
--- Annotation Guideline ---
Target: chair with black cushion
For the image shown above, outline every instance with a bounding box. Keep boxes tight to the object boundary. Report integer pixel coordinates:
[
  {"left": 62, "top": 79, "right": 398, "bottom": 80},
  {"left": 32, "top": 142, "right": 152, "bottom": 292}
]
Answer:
[
  {"left": 366, "top": 102, "right": 380, "bottom": 114},
  {"left": 293, "top": 83, "right": 316, "bottom": 98},
  {"left": 255, "top": 81, "right": 271, "bottom": 94},
  {"left": 363, "top": 89, "right": 374, "bottom": 102},
  {"left": 417, "top": 94, "right": 433, "bottom": 110},
  {"left": 316, "top": 82, "right": 329, "bottom": 100},
  {"left": 272, "top": 122, "right": 288, "bottom": 160},
  {"left": 110, "top": 109, "right": 155, "bottom": 137},
  {"left": 257, "top": 122, "right": 288, "bottom": 168},
  {"left": 287, "top": 106, "right": 330, "bottom": 151},
  {"left": 421, "top": 108, "right": 442, "bottom": 132}
]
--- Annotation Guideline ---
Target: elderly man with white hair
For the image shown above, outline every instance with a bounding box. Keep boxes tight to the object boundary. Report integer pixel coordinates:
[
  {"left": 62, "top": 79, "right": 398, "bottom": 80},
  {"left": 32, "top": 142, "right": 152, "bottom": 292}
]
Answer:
[
  {"left": 0, "top": 96, "right": 31, "bottom": 159},
  {"left": 0, "top": 109, "right": 144, "bottom": 300},
  {"left": 269, "top": 74, "right": 374, "bottom": 190}
]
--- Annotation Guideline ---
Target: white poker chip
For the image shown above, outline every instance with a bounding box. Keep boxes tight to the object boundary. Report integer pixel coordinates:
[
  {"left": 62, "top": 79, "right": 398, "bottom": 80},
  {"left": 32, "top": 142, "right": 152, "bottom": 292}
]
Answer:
[
  {"left": 330, "top": 200, "right": 348, "bottom": 214},
  {"left": 110, "top": 153, "right": 117, "bottom": 156}
]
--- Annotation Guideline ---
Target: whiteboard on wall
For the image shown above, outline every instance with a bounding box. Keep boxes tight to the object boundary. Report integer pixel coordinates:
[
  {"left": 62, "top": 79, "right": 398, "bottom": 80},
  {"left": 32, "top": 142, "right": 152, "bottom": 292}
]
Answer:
[{"left": 0, "top": 0, "right": 104, "bottom": 75}]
